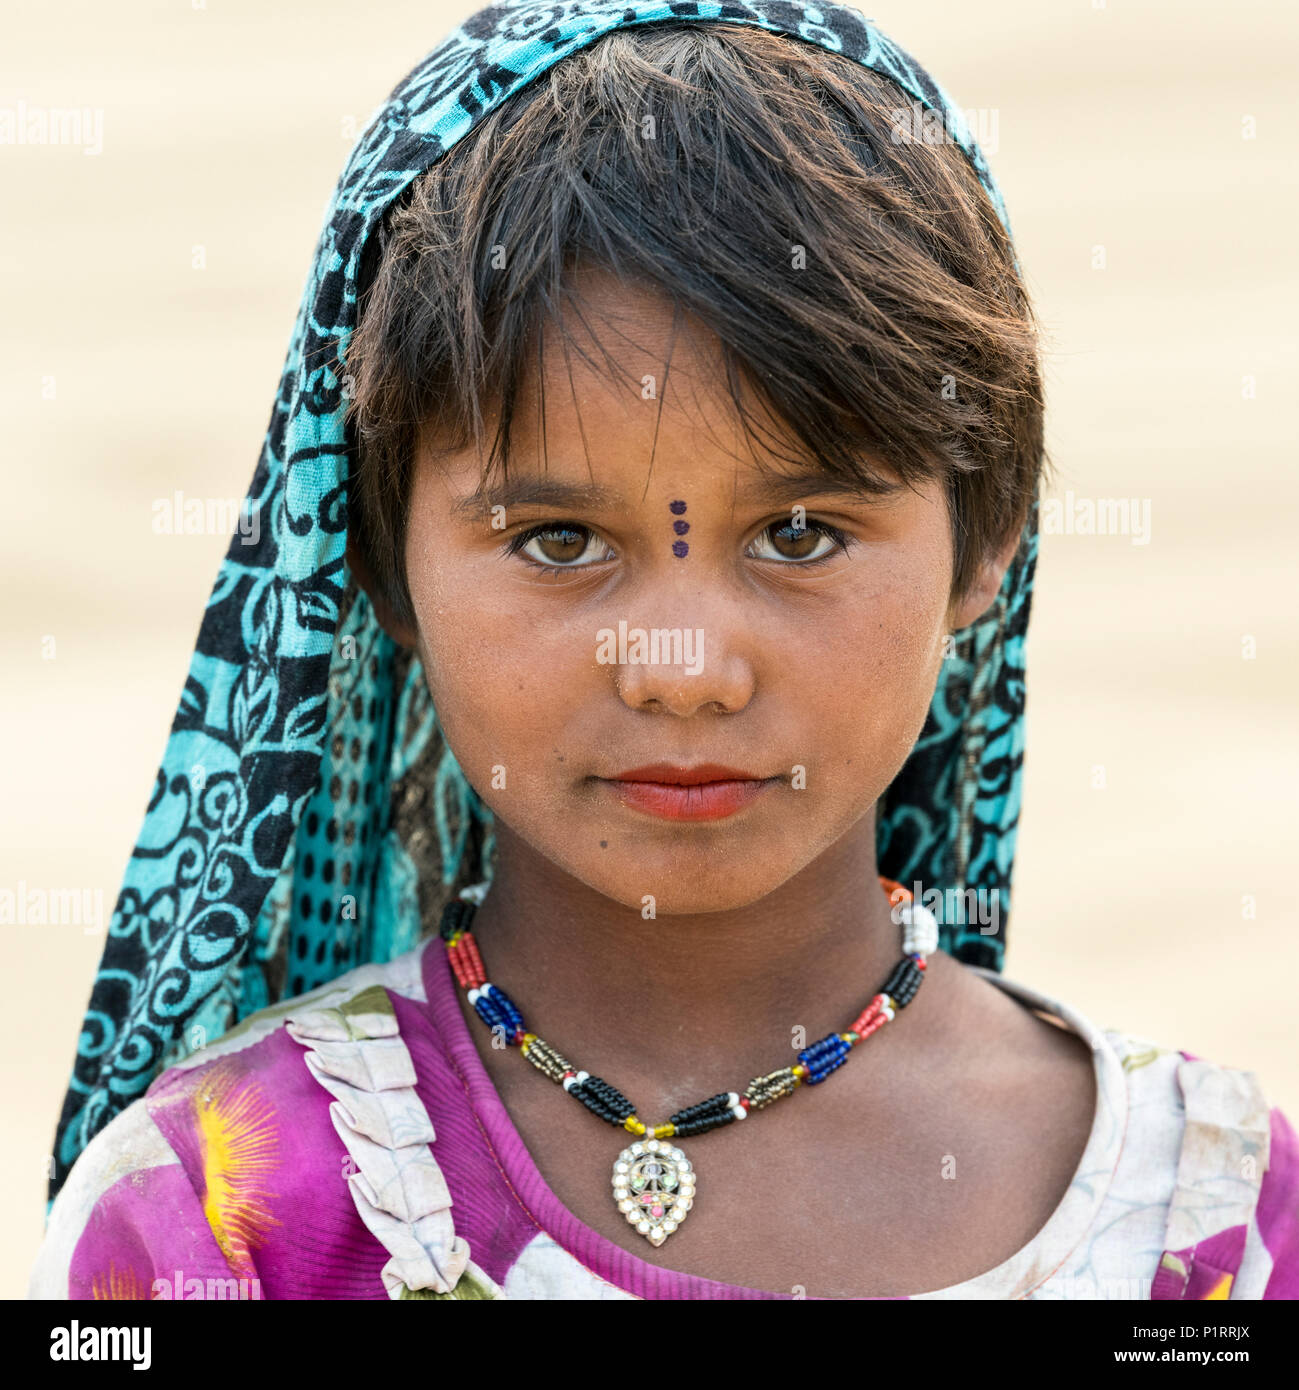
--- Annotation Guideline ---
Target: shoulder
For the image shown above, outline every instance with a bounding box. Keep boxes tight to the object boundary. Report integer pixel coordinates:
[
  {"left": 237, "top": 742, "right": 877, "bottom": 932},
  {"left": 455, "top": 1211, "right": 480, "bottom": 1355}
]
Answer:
[
  {"left": 138, "top": 942, "right": 433, "bottom": 1162},
  {"left": 142, "top": 938, "right": 482, "bottom": 1298},
  {"left": 31, "top": 1078, "right": 184, "bottom": 1298},
  {"left": 32, "top": 942, "right": 454, "bottom": 1300},
  {"left": 1123, "top": 1036, "right": 1298, "bottom": 1300},
  {"left": 1095, "top": 1022, "right": 1296, "bottom": 1299},
  {"left": 960, "top": 966, "right": 1299, "bottom": 1298},
  {"left": 140, "top": 939, "right": 441, "bottom": 1189}
]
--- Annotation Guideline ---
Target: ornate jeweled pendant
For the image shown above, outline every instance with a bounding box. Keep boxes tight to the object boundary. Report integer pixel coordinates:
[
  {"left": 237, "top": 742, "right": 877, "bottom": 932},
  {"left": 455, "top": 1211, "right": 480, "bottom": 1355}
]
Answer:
[{"left": 612, "top": 1139, "right": 695, "bottom": 1247}]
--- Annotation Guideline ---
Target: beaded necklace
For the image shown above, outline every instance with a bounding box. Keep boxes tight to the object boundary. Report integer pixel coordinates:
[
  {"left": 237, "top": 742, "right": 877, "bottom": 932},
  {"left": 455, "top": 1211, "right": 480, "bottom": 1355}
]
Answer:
[{"left": 440, "top": 876, "right": 938, "bottom": 1249}]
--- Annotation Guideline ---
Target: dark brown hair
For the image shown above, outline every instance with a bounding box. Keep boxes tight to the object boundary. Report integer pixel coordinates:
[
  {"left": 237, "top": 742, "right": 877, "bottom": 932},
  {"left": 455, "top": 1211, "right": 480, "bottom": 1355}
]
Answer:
[{"left": 344, "top": 22, "right": 1045, "bottom": 628}]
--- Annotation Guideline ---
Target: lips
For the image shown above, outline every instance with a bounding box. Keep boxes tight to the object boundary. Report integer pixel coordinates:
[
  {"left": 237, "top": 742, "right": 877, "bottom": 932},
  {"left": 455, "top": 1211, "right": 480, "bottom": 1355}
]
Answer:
[
  {"left": 611, "top": 764, "right": 762, "bottom": 786},
  {"left": 600, "top": 764, "right": 777, "bottom": 821}
]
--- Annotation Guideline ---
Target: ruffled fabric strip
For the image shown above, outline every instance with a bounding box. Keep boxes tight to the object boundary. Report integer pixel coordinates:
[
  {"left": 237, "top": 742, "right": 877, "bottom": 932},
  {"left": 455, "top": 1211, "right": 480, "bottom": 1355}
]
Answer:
[
  {"left": 287, "top": 980, "right": 503, "bottom": 1299},
  {"left": 1150, "top": 1058, "right": 1271, "bottom": 1300}
]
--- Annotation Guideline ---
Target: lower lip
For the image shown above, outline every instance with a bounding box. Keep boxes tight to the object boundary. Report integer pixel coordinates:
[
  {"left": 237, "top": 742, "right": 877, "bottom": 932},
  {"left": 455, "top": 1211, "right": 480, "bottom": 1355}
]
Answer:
[{"left": 601, "top": 778, "right": 776, "bottom": 822}]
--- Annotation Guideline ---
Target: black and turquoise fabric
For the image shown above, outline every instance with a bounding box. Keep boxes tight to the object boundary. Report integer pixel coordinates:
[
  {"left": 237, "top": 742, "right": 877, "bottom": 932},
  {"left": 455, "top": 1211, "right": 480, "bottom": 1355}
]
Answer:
[{"left": 50, "top": 0, "right": 1037, "bottom": 1204}]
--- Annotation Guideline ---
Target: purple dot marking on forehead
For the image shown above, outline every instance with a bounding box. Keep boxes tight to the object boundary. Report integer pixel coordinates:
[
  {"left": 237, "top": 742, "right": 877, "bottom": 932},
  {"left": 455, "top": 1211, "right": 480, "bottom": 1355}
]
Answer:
[
  {"left": 673, "top": 520, "right": 689, "bottom": 536},
  {"left": 672, "top": 540, "right": 689, "bottom": 559},
  {"left": 669, "top": 500, "right": 687, "bottom": 515}
]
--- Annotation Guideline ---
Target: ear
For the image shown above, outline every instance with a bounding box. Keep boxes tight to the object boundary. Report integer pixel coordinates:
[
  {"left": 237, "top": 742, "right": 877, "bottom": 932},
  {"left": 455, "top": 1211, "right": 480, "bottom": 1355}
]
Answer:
[
  {"left": 345, "top": 529, "right": 420, "bottom": 648},
  {"left": 947, "top": 521, "right": 1023, "bottom": 632}
]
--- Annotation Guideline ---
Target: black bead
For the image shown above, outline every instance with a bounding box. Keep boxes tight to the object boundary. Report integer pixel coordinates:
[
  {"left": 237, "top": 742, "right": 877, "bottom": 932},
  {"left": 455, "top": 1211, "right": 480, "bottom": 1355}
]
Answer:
[
  {"left": 439, "top": 898, "right": 476, "bottom": 941},
  {"left": 582, "top": 1076, "right": 634, "bottom": 1117},
  {"left": 675, "top": 1110, "right": 735, "bottom": 1138},
  {"left": 669, "top": 1092, "right": 734, "bottom": 1127},
  {"left": 882, "top": 957, "right": 922, "bottom": 1002},
  {"left": 570, "top": 1081, "right": 631, "bottom": 1126}
]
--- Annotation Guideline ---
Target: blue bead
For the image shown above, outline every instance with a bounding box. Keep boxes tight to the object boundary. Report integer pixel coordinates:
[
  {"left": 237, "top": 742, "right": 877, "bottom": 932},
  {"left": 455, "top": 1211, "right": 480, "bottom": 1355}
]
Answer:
[
  {"left": 473, "top": 996, "right": 504, "bottom": 1028},
  {"left": 798, "top": 1032, "right": 847, "bottom": 1069},
  {"left": 807, "top": 1052, "right": 849, "bottom": 1084},
  {"left": 485, "top": 984, "right": 526, "bottom": 1032}
]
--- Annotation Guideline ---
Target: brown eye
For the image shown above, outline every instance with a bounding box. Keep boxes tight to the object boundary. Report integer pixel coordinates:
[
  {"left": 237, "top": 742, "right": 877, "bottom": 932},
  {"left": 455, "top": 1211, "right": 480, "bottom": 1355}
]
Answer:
[
  {"left": 750, "top": 519, "right": 848, "bottom": 564},
  {"left": 514, "top": 523, "right": 614, "bottom": 569}
]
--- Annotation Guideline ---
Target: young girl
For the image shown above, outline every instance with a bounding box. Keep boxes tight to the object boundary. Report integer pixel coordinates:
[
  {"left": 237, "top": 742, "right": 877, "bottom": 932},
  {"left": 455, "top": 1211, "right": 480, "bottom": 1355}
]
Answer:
[{"left": 32, "top": 1, "right": 1298, "bottom": 1301}]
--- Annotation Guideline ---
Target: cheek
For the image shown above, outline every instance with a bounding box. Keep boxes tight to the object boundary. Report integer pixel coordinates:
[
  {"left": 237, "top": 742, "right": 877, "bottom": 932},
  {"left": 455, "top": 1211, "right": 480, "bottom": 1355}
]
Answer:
[
  {"left": 406, "top": 554, "right": 584, "bottom": 787},
  {"left": 803, "top": 561, "right": 951, "bottom": 779}
]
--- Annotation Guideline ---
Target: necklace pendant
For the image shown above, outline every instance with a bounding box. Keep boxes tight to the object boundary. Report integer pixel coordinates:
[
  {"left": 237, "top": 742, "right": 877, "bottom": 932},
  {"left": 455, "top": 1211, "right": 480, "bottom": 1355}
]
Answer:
[{"left": 612, "top": 1139, "right": 695, "bottom": 1248}]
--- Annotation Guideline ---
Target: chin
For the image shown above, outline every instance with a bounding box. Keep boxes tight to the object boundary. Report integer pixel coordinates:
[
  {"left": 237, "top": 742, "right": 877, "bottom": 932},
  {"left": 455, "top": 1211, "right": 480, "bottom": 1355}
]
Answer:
[{"left": 563, "top": 844, "right": 797, "bottom": 917}]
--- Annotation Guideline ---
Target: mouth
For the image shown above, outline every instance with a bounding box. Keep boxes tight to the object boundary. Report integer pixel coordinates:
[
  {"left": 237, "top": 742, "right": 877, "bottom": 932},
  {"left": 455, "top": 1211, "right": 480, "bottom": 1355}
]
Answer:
[{"left": 597, "top": 764, "right": 779, "bottom": 822}]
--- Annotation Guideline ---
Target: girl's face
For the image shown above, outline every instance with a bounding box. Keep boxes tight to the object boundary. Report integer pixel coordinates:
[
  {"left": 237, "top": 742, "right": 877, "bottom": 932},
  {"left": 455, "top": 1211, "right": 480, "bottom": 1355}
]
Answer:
[{"left": 398, "top": 272, "right": 1000, "bottom": 915}]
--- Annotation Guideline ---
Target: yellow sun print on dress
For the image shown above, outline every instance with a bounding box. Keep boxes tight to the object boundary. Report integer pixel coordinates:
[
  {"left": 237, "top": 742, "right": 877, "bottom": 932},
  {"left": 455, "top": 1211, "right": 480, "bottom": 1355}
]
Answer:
[
  {"left": 91, "top": 1261, "right": 149, "bottom": 1300},
  {"left": 193, "top": 1059, "right": 282, "bottom": 1278}
]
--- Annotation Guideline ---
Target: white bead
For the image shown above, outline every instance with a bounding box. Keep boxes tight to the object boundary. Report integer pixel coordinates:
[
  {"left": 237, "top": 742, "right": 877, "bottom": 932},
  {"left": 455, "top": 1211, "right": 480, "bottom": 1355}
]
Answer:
[
  {"left": 575, "top": 1070, "right": 590, "bottom": 1084},
  {"left": 731, "top": 1104, "right": 747, "bottom": 1120},
  {"left": 636, "top": 1220, "right": 651, "bottom": 1235},
  {"left": 902, "top": 901, "right": 939, "bottom": 955},
  {"left": 618, "top": 1199, "right": 633, "bottom": 1213},
  {"left": 467, "top": 988, "right": 481, "bottom": 1005},
  {"left": 726, "top": 1092, "right": 739, "bottom": 1106},
  {"left": 562, "top": 1075, "right": 576, "bottom": 1091},
  {"left": 646, "top": 1139, "right": 659, "bottom": 1152},
  {"left": 662, "top": 1220, "right": 677, "bottom": 1233}
]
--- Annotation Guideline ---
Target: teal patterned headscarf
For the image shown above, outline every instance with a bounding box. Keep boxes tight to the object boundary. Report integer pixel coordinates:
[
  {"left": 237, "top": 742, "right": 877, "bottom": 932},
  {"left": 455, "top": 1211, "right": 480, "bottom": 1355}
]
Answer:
[{"left": 49, "top": 0, "right": 1037, "bottom": 1204}]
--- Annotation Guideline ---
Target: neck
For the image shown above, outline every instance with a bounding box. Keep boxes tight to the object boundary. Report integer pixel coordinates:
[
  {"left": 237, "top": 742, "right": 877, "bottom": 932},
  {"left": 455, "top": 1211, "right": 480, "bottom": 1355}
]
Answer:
[{"left": 461, "top": 811, "right": 939, "bottom": 1120}]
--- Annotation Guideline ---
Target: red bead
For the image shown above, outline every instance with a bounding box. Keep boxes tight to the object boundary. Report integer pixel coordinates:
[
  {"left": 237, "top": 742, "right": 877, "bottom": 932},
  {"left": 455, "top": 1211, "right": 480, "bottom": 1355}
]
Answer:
[
  {"left": 849, "top": 994, "right": 885, "bottom": 1035},
  {"left": 461, "top": 933, "right": 487, "bottom": 986},
  {"left": 858, "top": 1013, "right": 887, "bottom": 1041},
  {"left": 739, "top": 1097, "right": 751, "bottom": 1111},
  {"left": 446, "top": 942, "right": 473, "bottom": 988}
]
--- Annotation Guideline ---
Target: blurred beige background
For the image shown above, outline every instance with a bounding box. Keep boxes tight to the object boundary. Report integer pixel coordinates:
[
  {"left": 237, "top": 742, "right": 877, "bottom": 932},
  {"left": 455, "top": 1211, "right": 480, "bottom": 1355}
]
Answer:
[{"left": 3, "top": 0, "right": 1295, "bottom": 1298}]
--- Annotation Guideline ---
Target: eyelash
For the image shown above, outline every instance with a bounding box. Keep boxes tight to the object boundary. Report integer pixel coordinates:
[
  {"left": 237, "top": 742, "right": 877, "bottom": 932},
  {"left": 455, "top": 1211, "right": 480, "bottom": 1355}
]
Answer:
[{"left": 504, "top": 519, "right": 854, "bottom": 574}]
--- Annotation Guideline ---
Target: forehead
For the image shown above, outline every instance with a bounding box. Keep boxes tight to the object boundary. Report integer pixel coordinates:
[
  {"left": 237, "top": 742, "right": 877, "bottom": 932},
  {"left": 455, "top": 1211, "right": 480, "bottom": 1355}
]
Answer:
[
  {"left": 425, "top": 265, "right": 839, "bottom": 510},
  {"left": 517, "top": 266, "right": 755, "bottom": 466}
]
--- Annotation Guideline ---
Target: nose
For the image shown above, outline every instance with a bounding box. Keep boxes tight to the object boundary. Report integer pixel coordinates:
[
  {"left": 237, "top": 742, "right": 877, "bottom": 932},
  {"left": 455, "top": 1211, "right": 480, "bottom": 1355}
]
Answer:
[{"left": 610, "top": 619, "right": 756, "bottom": 716}]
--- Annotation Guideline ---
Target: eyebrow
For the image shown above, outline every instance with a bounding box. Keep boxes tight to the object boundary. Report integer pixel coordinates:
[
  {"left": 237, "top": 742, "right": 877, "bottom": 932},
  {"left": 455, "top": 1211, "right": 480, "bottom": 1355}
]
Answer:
[
  {"left": 450, "top": 478, "right": 622, "bottom": 520},
  {"left": 451, "top": 467, "right": 897, "bottom": 519}
]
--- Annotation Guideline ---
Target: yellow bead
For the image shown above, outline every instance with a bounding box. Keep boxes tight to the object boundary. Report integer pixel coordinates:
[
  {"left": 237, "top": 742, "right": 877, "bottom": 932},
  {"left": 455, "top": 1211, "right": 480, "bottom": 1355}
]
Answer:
[{"left": 623, "top": 1116, "right": 646, "bottom": 1135}]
